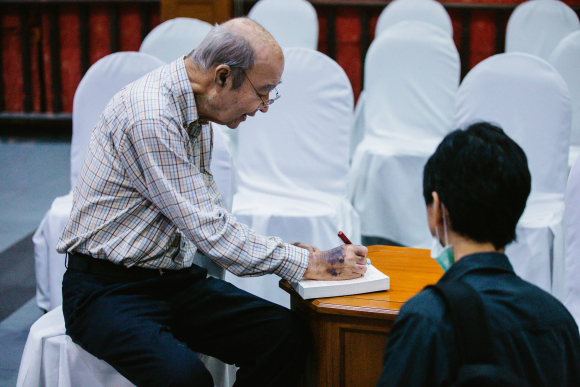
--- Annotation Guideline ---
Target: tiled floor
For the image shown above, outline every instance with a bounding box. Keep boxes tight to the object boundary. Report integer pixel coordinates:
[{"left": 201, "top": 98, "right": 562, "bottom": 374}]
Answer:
[{"left": 0, "top": 139, "right": 70, "bottom": 387}]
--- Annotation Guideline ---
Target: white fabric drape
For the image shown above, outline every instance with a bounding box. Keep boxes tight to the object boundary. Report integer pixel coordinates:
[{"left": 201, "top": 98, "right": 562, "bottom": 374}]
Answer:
[
  {"left": 16, "top": 306, "right": 233, "bottom": 387},
  {"left": 352, "top": 0, "right": 453, "bottom": 159},
  {"left": 248, "top": 0, "right": 318, "bottom": 50},
  {"left": 375, "top": 0, "right": 452, "bottom": 38},
  {"left": 139, "top": 18, "right": 212, "bottom": 64},
  {"left": 564, "top": 155, "right": 580, "bottom": 328},
  {"left": 17, "top": 306, "right": 136, "bottom": 387},
  {"left": 35, "top": 52, "right": 166, "bottom": 312},
  {"left": 33, "top": 194, "right": 73, "bottom": 312},
  {"left": 455, "top": 52, "right": 572, "bottom": 297},
  {"left": 505, "top": 0, "right": 580, "bottom": 61},
  {"left": 223, "top": 0, "right": 320, "bottom": 161},
  {"left": 228, "top": 47, "right": 360, "bottom": 308},
  {"left": 550, "top": 31, "right": 580, "bottom": 169},
  {"left": 349, "top": 21, "right": 459, "bottom": 248}
]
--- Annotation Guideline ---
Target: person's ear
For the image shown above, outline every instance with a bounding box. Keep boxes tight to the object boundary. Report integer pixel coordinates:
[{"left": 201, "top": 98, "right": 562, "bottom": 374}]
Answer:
[
  {"left": 431, "top": 191, "right": 444, "bottom": 228},
  {"left": 214, "top": 65, "right": 231, "bottom": 88}
]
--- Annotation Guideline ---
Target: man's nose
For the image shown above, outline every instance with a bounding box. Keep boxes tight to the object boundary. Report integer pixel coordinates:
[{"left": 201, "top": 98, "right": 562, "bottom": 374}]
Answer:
[{"left": 259, "top": 105, "right": 269, "bottom": 113}]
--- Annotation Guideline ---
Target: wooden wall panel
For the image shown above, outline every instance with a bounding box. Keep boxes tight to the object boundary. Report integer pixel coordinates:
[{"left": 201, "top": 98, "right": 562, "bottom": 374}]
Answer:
[
  {"left": 88, "top": 5, "right": 112, "bottom": 67},
  {"left": 160, "top": 0, "right": 231, "bottom": 24},
  {"left": 59, "top": 4, "right": 81, "bottom": 113},
  {"left": 120, "top": 4, "right": 144, "bottom": 51},
  {"left": 2, "top": 0, "right": 580, "bottom": 119},
  {"left": 2, "top": 5, "right": 23, "bottom": 112}
]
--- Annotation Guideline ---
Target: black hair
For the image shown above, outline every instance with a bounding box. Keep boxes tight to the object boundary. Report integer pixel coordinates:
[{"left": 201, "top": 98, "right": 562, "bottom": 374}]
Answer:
[{"left": 423, "top": 122, "right": 531, "bottom": 249}]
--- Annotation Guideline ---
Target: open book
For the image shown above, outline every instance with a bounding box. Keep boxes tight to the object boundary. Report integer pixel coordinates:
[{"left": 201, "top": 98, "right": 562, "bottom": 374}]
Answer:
[{"left": 290, "top": 265, "right": 390, "bottom": 300}]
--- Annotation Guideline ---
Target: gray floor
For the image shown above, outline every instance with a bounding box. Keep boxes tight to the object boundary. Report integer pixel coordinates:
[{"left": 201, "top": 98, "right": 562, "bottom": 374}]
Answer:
[
  {"left": 0, "top": 141, "right": 71, "bottom": 252},
  {"left": 0, "top": 139, "right": 70, "bottom": 387}
]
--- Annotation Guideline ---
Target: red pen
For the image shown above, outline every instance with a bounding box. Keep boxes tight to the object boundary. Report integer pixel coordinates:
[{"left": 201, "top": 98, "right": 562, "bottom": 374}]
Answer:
[{"left": 338, "top": 231, "right": 352, "bottom": 245}]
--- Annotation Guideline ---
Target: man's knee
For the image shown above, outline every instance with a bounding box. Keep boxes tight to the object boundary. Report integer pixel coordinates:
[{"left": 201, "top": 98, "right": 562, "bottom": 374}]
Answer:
[
  {"left": 165, "top": 360, "right": 213, "bottom": 387},
  {"left": 267, "top": 307, "right": 311, "bottom": 354}
]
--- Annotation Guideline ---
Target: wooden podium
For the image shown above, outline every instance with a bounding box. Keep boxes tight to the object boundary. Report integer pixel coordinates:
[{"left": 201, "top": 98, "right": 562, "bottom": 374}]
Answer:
[
  {"left": 160, "top": 0, "right": 232, "bottom": 24},
  {"left": 280, "top": 245, "right": 444, "bottom": 387}
]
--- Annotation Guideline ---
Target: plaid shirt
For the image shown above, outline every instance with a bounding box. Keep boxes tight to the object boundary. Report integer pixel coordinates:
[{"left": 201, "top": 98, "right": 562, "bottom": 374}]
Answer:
[{"left": 57, "top": 58, "right": 308, "bottom": 282}]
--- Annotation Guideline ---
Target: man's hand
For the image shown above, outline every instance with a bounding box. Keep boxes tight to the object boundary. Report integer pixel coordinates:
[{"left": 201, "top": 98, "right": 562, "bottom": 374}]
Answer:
[
  {"left": 291, "top": 242, "right": 320, "bottom": 255},
  {"left": 302, "top": 244, "right": 368, "bottom": 280}
]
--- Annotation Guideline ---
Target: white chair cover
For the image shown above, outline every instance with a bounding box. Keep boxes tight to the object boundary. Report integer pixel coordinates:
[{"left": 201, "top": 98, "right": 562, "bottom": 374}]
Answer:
[
  {"left": 564, "top": 154, "right": 580, "bottom": 327},
  {"left": 550, "top": 31, "right": 580, "bottom": 169},
  {"left": 350, "top": 90, "right": 367, "bottom": 161},
  {"left": 70, "top": 53, "right": 166, "bottom": 190},
  {"left": 505, "top": 0, "right": 580, "bottom": 61},
  {"left": 35, "top": 52, "right": 166, "bottom": 313},
  {"left": 351, "top": 1, "right": 453, "bottom": 160},
  {"left": 33, "top": 194, "right": 73, "bottom": 312},
  {"left": 16, "top": 306, "right": 233, "bottom": 387},
  {"left": 349, "top": 21, "right": 459, "bottom": 248},
  {"left": 228, "top": 47, "right": 360, "bottom": 308},
  {"left": 248, "top": 0, "right": 318, "bottom": 50},
  {"left": 139, "top": 17, "right": 212, "bottom": 64},
  {"left": 17, "top": 306, "right": 136, "bottom": 387},
  {"left": 455, "top": 52, "right": 572, "bottom": 297},
  {"left": 375, "top": 0, "right": 453, "bottom": 38}
]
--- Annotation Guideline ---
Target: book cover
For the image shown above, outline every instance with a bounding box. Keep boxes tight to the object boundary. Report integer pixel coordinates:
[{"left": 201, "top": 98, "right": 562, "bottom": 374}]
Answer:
[{"left": 290, "top": 265, "right": 390, "bottom": 300}]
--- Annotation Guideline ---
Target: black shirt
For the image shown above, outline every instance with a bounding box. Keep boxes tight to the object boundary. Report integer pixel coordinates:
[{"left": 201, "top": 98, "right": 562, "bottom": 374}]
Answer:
[{"left": 376, "top": 252, "right": 580, "bottom": 387}]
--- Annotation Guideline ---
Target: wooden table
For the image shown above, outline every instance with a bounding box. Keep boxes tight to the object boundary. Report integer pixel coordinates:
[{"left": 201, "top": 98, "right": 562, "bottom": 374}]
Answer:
[{"left": 280, "top": 245, "right": 443, "bottom": 387}]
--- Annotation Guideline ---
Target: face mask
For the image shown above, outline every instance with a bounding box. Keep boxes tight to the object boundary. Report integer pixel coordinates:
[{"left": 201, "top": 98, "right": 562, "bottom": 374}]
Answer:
[{"left": 430, "top": 204, "right": 454, "bottom": 271}]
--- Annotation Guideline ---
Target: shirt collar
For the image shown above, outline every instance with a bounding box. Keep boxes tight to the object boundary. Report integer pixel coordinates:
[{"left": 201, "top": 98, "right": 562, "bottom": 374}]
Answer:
[
  {"left": 172, "top": 57, "right": 206, "bottom": 136},
  {"left": 439, "top": 252, "right": 515, "bottom": 283}
]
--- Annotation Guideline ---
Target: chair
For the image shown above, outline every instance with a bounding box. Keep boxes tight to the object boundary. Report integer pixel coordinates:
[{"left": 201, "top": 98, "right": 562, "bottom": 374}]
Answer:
[
  {"left": 16, "top": 306, "right": 234, "bottom": 387},
  {"left": 351, "top": 0, "right": 453, "bottom": 159},
  {"left": 455, "top": 52, "right": 572, "bottom": 298},
  {"left": 226, "top": 47, "right": 360, "bottom": 308},
  {"left": 349, "top": 21, "right": 459, "bottom": 248},
  {"left": 564, "top": 154, "right": 580, "bottom": 327},
  {"left": 223, "top": 0, "right": 319, "bottom": 166},
  {"left": 139, "top": 17, "right": 212, "bottom": 63},
  {"left": 550, "top": 31, "right": 580, "bottom": 169},
  {"left": 505, "top": 0, "right": 580, "bottom": 61},
  {"left": 248, "top": 0, "right": 318, "bottom": 50},
  {"left": 375, "top": 0, "right": 453, "bottom": 38},
  {"left": 34, "top": 52, "right": 166, "bottom": 313}
]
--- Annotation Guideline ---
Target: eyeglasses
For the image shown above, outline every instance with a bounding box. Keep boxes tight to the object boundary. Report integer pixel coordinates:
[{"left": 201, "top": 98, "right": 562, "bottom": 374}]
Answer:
[{"left": 242, "top": 69, "right": 281, "bottom": 112}]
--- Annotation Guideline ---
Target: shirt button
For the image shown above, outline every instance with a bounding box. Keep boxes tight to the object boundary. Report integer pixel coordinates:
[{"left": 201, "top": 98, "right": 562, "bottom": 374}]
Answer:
[{"left": 183, "top": 123, "right": 187, "bottom": 129}]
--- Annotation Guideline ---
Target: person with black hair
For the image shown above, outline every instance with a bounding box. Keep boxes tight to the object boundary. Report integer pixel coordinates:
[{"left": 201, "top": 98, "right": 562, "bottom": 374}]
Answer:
[{"left": 376, "top": 122, "right": 580, "bottom": 386}]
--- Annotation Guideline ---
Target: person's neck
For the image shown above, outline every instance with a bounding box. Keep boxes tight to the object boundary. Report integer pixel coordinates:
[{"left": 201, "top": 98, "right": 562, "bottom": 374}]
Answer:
[
  {"left": 183, "top": 57, "right": 212, "bottom": 121},
  {"left": 447, "top": 232, "right": 504, "bottom": 262}
]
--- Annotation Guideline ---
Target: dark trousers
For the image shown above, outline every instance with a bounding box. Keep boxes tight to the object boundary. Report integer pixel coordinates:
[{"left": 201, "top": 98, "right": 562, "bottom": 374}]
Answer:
[{"left": 62, "top": 263, "right": 310, "bottom": 387}]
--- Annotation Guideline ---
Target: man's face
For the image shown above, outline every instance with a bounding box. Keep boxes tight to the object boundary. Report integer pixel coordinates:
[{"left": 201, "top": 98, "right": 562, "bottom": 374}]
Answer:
[{"left": 210, "top": 59, "right": 283, "bottom": 129}]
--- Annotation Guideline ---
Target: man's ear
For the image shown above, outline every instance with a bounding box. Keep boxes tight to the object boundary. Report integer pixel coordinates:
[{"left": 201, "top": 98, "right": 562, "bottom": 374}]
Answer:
[
  {"left": 214, "top": 65, "right": 231, "bottom": 88},
  {"left": 431, "top": 191, "right": 444, "bottom": 228}
]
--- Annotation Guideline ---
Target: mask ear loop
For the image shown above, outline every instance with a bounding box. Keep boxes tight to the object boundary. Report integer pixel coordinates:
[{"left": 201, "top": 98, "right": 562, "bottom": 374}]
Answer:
[{"left": 441, "top": 203, "right": 449, "bottom": 247}]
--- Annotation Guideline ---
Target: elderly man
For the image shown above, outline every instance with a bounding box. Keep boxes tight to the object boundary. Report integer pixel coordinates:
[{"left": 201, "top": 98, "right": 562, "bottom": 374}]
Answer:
[{"left": 57, "top": 18, "right": 368, "bottom": 387}]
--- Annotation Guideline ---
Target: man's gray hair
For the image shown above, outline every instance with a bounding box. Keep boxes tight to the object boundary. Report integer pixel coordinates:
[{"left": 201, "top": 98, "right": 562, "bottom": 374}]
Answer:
[{"left": 189, "top": 24, "right": 256, "bottom": 89}]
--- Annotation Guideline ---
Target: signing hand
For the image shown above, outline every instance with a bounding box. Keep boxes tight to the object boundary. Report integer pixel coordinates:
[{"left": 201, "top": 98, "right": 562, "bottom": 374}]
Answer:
[
  {"left": 302, "top": 244, "right": 368, "bottom": 280},
  {"left": 291, "top": 242, "right": 321, "bottom": 255}
]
